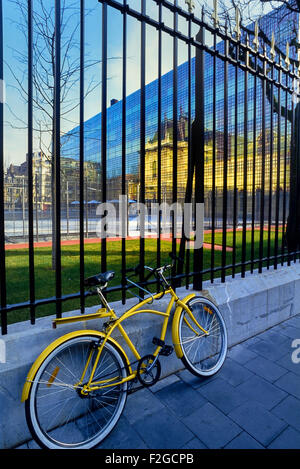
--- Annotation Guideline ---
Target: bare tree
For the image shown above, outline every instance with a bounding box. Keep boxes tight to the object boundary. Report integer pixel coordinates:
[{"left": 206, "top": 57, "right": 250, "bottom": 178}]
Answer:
[{"left": 6, "top": 0, "right": 102, "bottom": 269}]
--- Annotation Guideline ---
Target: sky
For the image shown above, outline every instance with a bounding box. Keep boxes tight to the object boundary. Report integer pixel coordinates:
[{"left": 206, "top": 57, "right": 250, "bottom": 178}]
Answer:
[{"left": 2, "top": 0, "right": 276, "bottom": 168}]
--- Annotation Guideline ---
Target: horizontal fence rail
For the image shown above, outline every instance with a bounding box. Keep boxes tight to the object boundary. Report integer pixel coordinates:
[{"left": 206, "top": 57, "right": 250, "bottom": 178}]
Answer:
[{"left": 0, "top": 0, "right": 300, "bottom": 334}]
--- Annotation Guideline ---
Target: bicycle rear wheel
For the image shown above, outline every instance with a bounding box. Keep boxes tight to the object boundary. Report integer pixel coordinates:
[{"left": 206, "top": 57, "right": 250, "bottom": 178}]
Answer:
[
  {"left": 178, "top": 297, "right": 227, "bottom": 378},
  {"left": 25, "top": 334, "right": 128, "bottom": 449}
]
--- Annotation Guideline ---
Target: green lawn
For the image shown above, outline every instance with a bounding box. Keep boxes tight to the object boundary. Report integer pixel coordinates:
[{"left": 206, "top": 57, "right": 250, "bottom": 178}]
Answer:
[{"left": 1, "top": 229, "right": 291, "bottom": 326}]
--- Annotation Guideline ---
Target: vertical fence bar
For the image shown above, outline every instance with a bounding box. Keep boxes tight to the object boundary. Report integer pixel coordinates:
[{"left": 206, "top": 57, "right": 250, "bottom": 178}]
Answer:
[
  {"left": 121, "top": 0, "right": 127, "bottom": 304},
  {"left": 241, "top": 37, "right": 248, "bottom": 278},
  {"left": 178, "top": 8, "right": 193, "bottom": 287},
  {"left": 35, "top": 174, "right": 39, "bottom": 243},
  {"left": 232, "top": 39, "right": 239, "bottom": 278},
  {"left": 251, "top": 54, "right": 257, "bottom": 273},
  {"left": 101, "top": 2, "right": 107, "bottom": 275},
  {"left": 54, "top": 0, "right": 62, "bottom": 317},
  {"left": 274, "top": 62, "right": 281, "bottom": 270},
  {"left": 79, "top": 0, "right": 85, "bottom": 314},
  {"left": 139, "top": 0, "right": 146, "bottom": 292},
  {"left": 185, "top": 10, "right": 192, "bottom": 288},
  {"left": 210, "top": 28, "right": 217, "bottom": 283},
  {"left": 28, "top": 0, "right": 35, "bottom": 324},
  {"left": 221, "top": 27, "right": 228, "bottom": 283},
  {"left": 291, "top": 69, "right": 296, "bottom": 264},
  {"left": 267, "top": 61, "right": 274, "bottom": 269},
  {"left": 281, "top": 70, "right": 288, "bottom": 266},
  {"left": 259, "top": 47, "right": 266, "bottom": 274},
  {"left": 0, "top": 0, "right": 6, "bottom": 334},
  {"left": 193, "top": 11, "right": 205, "bottom": 291},
  {"left": 172, "top": 0, "right": 178, "bottom": 283},
  {"left": 157, "top": 0, "right": 162, "bottom": 289}
]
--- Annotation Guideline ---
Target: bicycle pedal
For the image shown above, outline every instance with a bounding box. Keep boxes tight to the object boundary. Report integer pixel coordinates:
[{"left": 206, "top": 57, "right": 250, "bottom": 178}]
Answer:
[
  {"left": 152, "top": 337, "right": 165, "bottom": 347},
  {"left": 160, "top": 345, "right": 174, "bottom": 357}
]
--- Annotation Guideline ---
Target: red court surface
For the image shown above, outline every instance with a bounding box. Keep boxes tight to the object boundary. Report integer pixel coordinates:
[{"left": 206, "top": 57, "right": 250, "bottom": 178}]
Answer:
[{"left": 4, "top": 234, "right": 233, "bottom": 252}]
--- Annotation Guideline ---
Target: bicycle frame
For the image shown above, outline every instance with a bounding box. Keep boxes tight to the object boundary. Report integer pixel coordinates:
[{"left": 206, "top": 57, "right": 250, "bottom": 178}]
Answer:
[{"left": 75, "top": 287, "right": 209, "bottom": 394}]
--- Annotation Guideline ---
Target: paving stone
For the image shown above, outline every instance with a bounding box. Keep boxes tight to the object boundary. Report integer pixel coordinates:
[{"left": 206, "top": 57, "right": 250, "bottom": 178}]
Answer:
[
  {"left": 132, "top": 408, "right": 194, "bottom": 449},
  {"left": 247, "top": 338, "right": 290, "bottom": 362},
  {"left": 216, "top": 358, "right": 254, "bottom": 387},
  {"left": 228, "top": 401, "right": 287, "bottom": 447},
  {"left": 123, "top": 388, "right": 165, "bottom": 424},
  {"left": 268, "top": 426, "right": 300, "bottom": 449},
  {"left": 258, "top": 329, "right": 291, "bottom": 347},
  {"left": 197, "top": 377, "right": 249, "bottom": 415},
  {"left": 155, "top": 380, "right": 206, "bottom": 418},
  {"left": 224, "top": 432, "right": 264, "bottom": 449},
  {"left": 182, "top": 402, "right": 241, "bottom": 449},
  {"left": 276, "top": 325, "right": 300, "bottom": 340},
  {"left": 244, "top": 355, "right": 288, "bottom": 383},
  {"left": 244, "top": 336, "right": 262, "bottom": 347},
  {"left": 150, "top": 374, "right": 181, "bottom": 393},
  {"left": 98, "top": 416, "right": 148, "bottom": 449},
  {"left": 180, "top": 437, "right": 207, "bottom": 449},
  {"left": 272, "top": 395, "right": 300, "bottom": 432},
  {"left": 236, "top": 375, "right": 287, "bottom": 410},
  {"left": 274, "top": 372, "right": 300, "bottom": 400},
  {"left": 176, "top": 369, "right": 216, "bottom": 389},
  {"left": 227, "top": 344, "right": 258, "bottom": 365},
  {"left": 277, "top": 353, "right": 300, "bottom": 376}
]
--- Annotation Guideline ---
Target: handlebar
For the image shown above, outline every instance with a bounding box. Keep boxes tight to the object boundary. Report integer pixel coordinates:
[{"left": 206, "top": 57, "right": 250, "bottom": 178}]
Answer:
[
  {"left": 126, "top": 263, "right": 171, "bottom": 276},
  {"left": 126, "top": 252, "right": 183, "bottom": 275},
  {"left": 125, "top": 252, "right": 185, "bottom": 288}
]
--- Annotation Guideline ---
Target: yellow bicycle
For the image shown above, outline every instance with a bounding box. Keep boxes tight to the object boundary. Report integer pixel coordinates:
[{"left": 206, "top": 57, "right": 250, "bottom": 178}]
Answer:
[{"left": 22, "top": 257, "right": 227, "bottom": 449}]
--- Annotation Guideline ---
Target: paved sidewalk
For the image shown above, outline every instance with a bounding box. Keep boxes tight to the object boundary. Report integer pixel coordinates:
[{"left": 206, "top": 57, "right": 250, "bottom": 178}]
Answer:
[{"left": 20, "top": 314, "right": 300, "bottom": 449}]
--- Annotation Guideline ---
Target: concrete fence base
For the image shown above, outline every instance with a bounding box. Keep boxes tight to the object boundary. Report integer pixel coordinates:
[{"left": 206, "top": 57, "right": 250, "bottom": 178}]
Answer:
[{"left": 1, "top": 262, "right": 300, "bottom": 449}]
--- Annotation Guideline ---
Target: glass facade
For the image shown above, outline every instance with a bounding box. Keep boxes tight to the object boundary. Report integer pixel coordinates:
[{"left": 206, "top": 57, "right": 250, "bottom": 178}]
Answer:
[{"left": 61, "top": 4, "right": 298, "bottom": 224}]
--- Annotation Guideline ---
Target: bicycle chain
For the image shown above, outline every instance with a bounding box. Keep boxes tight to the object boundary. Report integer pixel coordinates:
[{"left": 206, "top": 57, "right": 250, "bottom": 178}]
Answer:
[{"left": 87, "top": 353, "right": 164, "bottom": 394}]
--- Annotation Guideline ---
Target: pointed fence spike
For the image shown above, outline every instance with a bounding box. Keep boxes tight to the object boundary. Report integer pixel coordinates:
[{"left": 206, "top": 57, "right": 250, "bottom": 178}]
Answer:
[
  {"left": 185, "top": 0, "right": 195, "bottom": 14},
  {"left": 270, "top": 32, "right": 276, "bottom": 61},
  {"left": 285, "top": 41, "right": 290, "bottom": 68},
  {"left": 212, "top": 0, "right": 219, "bottom": 27},
  {"left": 234, "top": 7, "right": 241, "bottom": 40},
  {"left": 253, "top": 21, "right": 260, "bottom": 51}
]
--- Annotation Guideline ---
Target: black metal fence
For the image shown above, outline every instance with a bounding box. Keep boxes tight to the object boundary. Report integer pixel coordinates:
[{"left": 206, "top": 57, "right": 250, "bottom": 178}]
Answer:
[{"left": 0, "top": 0, "right": 300, "bottom": 334}]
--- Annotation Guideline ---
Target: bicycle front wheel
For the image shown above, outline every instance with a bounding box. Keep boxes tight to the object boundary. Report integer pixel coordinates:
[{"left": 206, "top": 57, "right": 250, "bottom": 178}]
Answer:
[
  {"left": 178, "top": 297, "right": 227, "bottom": 378},
  {"left": 25, "top": 334, "right": 128, "bottom": 449}
]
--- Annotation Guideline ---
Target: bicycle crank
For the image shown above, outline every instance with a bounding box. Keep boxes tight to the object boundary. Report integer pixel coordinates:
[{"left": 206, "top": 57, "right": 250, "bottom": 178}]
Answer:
[{"left": 137, "top": 354, "right": 161, "bottom": 387}]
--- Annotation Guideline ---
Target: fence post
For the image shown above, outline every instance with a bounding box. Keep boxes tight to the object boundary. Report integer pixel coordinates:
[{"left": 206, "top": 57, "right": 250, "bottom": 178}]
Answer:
[
  {"left": 101, "top": 1, "right": 107, "bottom": 274},
  {"left": 54, "top": 0, "right": 62, "bottom": 317},
  {"left": 0, "top": 0, "right": 7, "bottom": 334},
  {"left": 193, "top": 10, "right": 205, "bottom": 291},
  {"left": 79, "top": 0, "right": 85, "bottom": 314}
]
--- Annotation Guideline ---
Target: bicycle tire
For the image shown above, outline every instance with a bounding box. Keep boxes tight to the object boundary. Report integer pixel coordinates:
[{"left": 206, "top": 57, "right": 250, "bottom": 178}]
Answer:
[
  {"left": 25, "top": 333, "right": 128, "bottom": 449},
  {"left": 178, "top": 297, "right": 227, "bottom": 378}
]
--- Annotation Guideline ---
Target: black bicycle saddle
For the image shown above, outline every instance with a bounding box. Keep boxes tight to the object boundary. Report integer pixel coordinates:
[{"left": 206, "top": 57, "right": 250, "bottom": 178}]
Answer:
[{"left": 84, "top": 271, "right": 115, "bottom": 287}]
